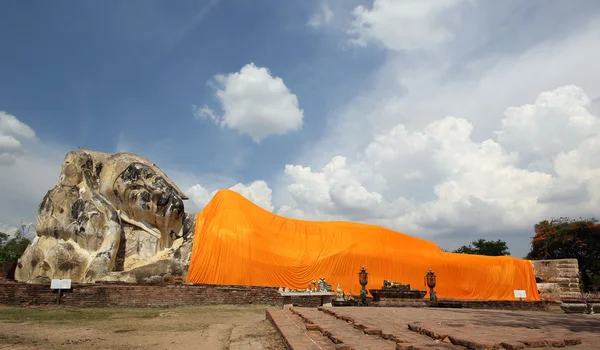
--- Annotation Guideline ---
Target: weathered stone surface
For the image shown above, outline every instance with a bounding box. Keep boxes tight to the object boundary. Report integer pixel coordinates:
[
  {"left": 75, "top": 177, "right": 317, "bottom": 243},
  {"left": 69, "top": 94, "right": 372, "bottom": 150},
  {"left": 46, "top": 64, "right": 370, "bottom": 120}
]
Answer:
[
  {"left": 531, "top": 259, "right": 582, "bottom": 300},
  {"left": 560, "top": 303, "right": 587, "bottom": 314},
  {"left": 15, "top": 149, "right": 196, "bottom": 284}
]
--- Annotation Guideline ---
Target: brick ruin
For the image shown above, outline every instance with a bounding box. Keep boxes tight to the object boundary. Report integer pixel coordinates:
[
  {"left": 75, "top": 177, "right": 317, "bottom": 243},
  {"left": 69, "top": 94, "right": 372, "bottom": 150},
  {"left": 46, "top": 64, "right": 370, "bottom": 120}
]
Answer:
[{"left": 531, "top": 258, "right": 582, "bottom": 300}]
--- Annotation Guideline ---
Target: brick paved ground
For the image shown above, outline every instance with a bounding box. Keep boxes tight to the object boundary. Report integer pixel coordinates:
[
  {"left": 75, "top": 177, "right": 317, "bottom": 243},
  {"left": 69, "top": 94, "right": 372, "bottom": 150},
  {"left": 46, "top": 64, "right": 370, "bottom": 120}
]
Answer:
[
  {"left": 267, "top": 307, "right": 338, "bottom": 349},
  {"left": 330, "top": 307, "right": 600, "bottom": 349},
  {"left": 293, "top": 307, "right": 398, "bottom": 349},
  {"left": 267, "top": 306, "right": 600, "bottom": 350}
]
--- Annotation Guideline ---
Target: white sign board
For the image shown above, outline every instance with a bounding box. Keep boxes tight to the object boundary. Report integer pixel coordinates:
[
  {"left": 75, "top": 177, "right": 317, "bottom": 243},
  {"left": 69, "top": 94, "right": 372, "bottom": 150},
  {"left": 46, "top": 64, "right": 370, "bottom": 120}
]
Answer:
[
  {"left": 51, "top": 279, "right": 72, "bottom": 290},
  {"left": 513, "top": 289, "right": 526, "bottom": 298}
]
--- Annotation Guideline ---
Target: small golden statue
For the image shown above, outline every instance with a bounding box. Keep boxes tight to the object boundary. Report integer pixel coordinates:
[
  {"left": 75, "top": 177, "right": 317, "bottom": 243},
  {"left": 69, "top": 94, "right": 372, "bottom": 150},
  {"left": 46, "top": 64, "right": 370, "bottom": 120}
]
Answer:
[{"left": 336, "top": 283, "right": 344, "bottom": 301}]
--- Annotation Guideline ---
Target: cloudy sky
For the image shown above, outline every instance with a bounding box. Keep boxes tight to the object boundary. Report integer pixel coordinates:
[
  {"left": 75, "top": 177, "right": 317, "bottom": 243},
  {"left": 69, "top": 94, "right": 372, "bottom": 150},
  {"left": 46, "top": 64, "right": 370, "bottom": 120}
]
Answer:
[{"left": 1, "top": 0, "right": 599, "bottom": 257}]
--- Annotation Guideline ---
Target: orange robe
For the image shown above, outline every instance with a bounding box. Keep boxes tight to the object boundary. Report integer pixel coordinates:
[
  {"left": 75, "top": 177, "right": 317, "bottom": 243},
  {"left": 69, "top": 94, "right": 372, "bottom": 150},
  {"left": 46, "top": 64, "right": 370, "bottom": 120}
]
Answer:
[{"left": 186, "top": 190, "right": 540, "bottom": 300}]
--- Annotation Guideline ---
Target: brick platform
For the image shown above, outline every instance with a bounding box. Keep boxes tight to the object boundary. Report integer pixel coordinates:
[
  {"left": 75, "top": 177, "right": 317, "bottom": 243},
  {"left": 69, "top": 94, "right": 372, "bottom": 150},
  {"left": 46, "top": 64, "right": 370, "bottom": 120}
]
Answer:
[
  {"left": 268, "top": 306, "right": 600, "bottom": 349},
  {"left": 371, "top": 299, "right": 549, "bottom": 311},
  {"left": 0, "top": 281, "right": 332, "bottom": 307},
  {"left": 437, "top": 299, "right": 549, "bottom": 311}
]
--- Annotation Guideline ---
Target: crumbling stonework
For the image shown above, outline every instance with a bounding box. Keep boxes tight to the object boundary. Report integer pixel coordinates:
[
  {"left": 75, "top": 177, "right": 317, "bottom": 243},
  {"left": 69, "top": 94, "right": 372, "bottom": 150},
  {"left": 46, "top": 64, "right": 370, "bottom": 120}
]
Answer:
[
  {"left": 14, "top": 149, "right": 196, "bottom": 284},
  {"left": 531, "top": 259, "right": 581, "bottom": 300}
]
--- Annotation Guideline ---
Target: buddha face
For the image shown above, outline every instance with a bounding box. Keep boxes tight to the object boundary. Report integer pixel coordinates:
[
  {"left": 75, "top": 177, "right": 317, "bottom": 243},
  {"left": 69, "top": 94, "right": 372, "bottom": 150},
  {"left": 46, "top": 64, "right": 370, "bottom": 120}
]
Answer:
[{"left": 111, "top": 162, "right": 185, "bottom": 238}]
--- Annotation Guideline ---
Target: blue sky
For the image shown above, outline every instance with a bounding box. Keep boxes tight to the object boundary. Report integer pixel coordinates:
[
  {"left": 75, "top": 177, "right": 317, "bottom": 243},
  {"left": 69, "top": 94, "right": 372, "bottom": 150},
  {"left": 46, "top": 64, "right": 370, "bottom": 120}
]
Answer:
[
  {"left": 0, "top": 0, "right": 380, "bottom": 180},
  {"left": 1, "top": 0, "right": 600, "bottom": 258}
]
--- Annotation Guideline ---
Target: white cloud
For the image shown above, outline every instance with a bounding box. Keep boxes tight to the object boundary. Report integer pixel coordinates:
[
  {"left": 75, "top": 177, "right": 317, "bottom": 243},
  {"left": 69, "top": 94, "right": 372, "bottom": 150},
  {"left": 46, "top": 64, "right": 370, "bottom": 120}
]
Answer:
[
  {"left": 0, "top": 111, "right": 37, "bottom": 165},
  {"left": 277, "top": 85, "right": 600, "bottom": 253},
  {"left": 0, "top": 112, "right": 65, "bottom": 232},
  {"left": 0, "top": 223, "right": 18, "bottom": 236},
  {"left": 551, "top": 133, "right": 600, "bottom": 208},
  {"left": 0, "top": 135, "right": 21, "bottom": 152},
  {"left": 196, "top": 62, "right": 304, "bottom": 143},
  {"left": 281, "top": 156, "right": 397, "bottom": 220},
  {"left": 185, "top": 184, "right": 214, "bottom": 213},
  {"left": 496, "top": 85, "right": 599, "bottom": 170},
  {"left": 308, "top": 2, "right": 334, "bottom": 29},
  {"left": 229, "top": 180, "right": 274, "bottom": 212},
  {"left": 329, "top": 9, "right": 600, "bottom": 173},
  {"left": 185, "top": 180, "right": 274, "bottom": 213},
  {"left": 0, "top": 112, "right": 36, "bottom": 139},
  {"left": 347, "top": 0, "right": 470, "bottom": 51}
]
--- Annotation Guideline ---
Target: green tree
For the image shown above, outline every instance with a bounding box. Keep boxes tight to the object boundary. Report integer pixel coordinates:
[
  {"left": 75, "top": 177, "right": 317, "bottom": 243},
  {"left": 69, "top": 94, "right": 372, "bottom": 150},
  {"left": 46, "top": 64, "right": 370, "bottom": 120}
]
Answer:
[
  {"left": 0, "top": 222, "right": 33, "bottom": 263},
  {"left": 526, "top": 217, "right": 600, "bottom": 292},
  {"left": 453, "top": 238, "right": 510, "bottom": 256}
]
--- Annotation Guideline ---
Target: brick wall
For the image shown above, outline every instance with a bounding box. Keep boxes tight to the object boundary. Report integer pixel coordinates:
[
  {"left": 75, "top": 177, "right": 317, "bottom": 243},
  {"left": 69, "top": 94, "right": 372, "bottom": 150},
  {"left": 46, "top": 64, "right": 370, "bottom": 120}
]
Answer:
[
  {"left": 289, "top": 295, "right": 324, "bottom": 307},
  {"left": 0, "top": 281, "right": 284, "bottom": 307},
  {"left": 0, "top": 282, "right": 553, "bottom": 310},
  {"left": 441, "top": 299, "right": 550, "bottom": 311}
]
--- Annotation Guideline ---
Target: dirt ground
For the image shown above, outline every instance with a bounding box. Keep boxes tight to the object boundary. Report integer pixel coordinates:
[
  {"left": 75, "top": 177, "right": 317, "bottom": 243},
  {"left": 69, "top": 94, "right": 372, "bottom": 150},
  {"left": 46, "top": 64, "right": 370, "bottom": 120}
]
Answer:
[{"left": 0, "top": 304, "right": 286, "bottom": 350}]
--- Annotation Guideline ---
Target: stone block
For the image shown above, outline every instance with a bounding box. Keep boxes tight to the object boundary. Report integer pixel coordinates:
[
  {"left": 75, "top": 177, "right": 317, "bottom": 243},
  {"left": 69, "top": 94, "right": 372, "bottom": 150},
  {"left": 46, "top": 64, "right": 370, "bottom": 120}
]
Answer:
[
  {"left": 563, "top": 338, "right": 582, "bottom": 346},
  {"left": 560, "top": 303, "right": 587, "bottom": 314},
  {"left": 547, "top": 277, "right": 574, "bottom": 283},
  {"left": 560, "top": 292, "right": 584, "bottom": 298},
  {"left": 447, "top": 336, "right": 470, "bottom": 347},
  {"left": 407, "top": 323, "right": 422, "bottom": 332},
  {"left": 546, "top": 340, "right": 566, "bottom": 347},
  {"left": 363, "top": 328, "right": 382, "bottom": 336},
  {"left": 305, "top": 324, "right": 320, "bottom": 331},
  {"left": 555, "top": 263, "right": 578, "bottom": 269},
  {"left": 557, "top": 270, "right": 579, "bottom": 278},
  {"left": 519, "top": 339, "right": 548, "bottom": 348},
  {"left": 334, "top": 345, "right": 353, "bottom": 350},
  {"left": 327, "top": 334, "right": 343, "bottom": 344},
  {"left": 500, "top": 341, "right": 525, "bottom": 350}
]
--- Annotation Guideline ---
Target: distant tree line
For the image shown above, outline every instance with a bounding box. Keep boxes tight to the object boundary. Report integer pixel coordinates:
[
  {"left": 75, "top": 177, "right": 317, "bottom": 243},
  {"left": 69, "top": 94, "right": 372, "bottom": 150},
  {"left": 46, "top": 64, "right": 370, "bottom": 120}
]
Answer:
[
  {"left": 453, "top": 238, "right": 510, "bottom": 256},
  {"left": 0, "top": 223, "right": 33, "bottom": 264}
]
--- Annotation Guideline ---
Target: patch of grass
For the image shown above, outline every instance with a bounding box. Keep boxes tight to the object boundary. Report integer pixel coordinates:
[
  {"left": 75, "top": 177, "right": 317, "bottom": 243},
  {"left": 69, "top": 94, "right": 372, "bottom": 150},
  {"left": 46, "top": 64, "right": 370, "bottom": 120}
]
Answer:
[
  {"left": 0, "top": 306, "right": 168, "bottom": 326},
  {"left": 0, "top": 334, "right": 31, "bottom": 345},
  {"left": 0, "top": 304, "right": 267, "bottom": 328},
  {"left": 0, "top": 307, "right": 115, "bottom": 324}
]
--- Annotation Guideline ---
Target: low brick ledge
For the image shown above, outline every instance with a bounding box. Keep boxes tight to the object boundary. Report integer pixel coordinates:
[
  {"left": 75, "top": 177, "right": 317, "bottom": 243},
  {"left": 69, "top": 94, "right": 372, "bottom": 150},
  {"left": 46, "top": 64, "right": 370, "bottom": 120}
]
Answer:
[
  {"left": 368, "top": 298, "right": 550, "bottom": 311},
  {"left": 437, "top": 299, "right": 549, "bottom": 311},
  {"left": 407, "top": 321, "right": 583, "bottom": 349},
  {"left": 0, "top": 281, "right": 551, "bottom": 311},
  {"left": 0, "top": 281, "right": 285, "bottom": 307}
]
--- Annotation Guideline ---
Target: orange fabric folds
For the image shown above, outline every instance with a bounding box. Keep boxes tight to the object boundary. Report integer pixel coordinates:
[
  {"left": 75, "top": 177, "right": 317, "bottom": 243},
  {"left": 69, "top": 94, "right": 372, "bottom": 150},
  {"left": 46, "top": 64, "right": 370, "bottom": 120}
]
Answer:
[{"left": 186, "top": 190, "right": 540, "bottom": 301}]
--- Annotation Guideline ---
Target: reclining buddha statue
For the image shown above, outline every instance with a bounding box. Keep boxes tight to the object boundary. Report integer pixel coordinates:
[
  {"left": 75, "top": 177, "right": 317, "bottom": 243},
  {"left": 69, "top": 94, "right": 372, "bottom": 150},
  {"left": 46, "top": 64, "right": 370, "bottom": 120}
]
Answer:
[{"left": 15, "top": 149, "right": 540, "bottom": 301}]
